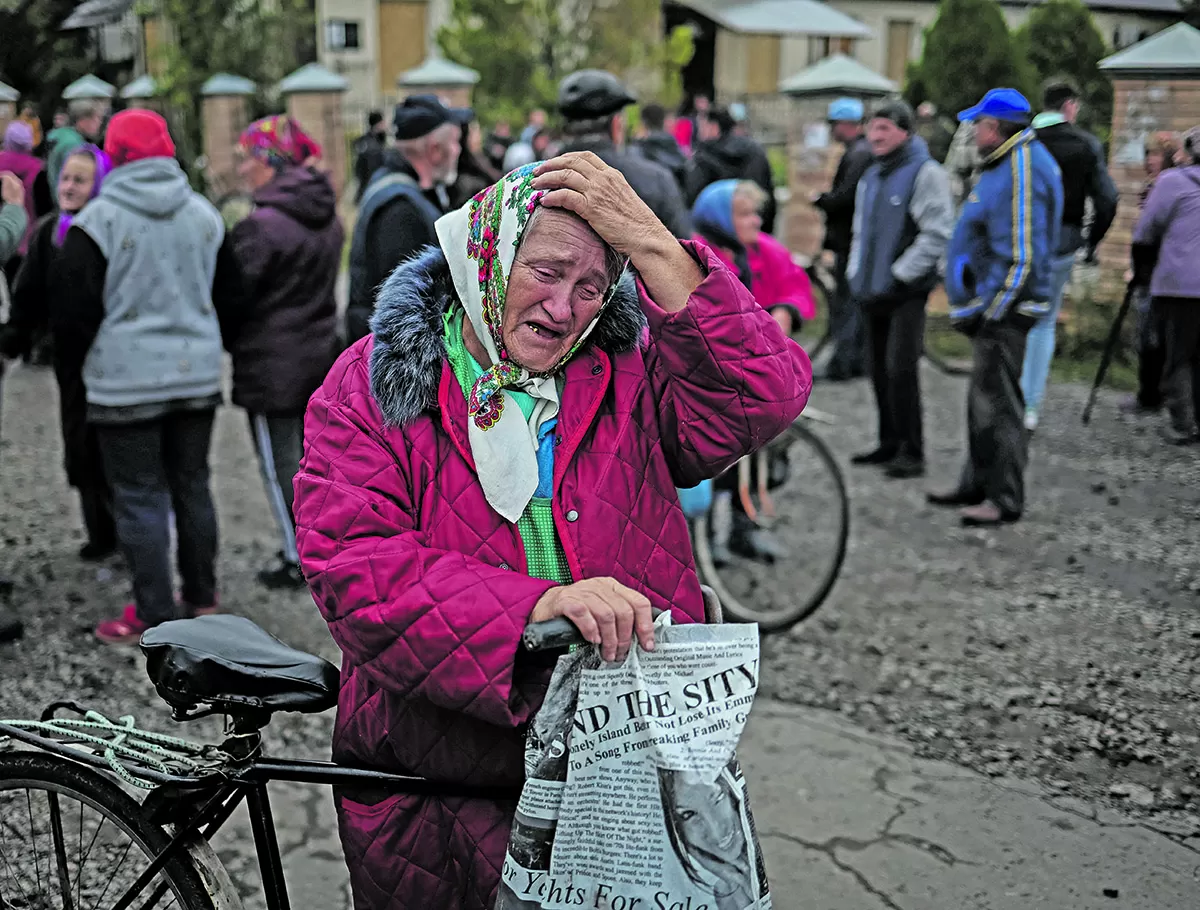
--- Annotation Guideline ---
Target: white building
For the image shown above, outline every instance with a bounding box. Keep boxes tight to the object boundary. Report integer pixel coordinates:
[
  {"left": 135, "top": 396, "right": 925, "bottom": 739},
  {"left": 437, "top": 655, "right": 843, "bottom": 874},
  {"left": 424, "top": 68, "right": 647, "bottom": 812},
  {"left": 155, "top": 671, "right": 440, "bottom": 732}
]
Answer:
[{"left": 315, "top": 0, "right": 452, "bottom": 119}]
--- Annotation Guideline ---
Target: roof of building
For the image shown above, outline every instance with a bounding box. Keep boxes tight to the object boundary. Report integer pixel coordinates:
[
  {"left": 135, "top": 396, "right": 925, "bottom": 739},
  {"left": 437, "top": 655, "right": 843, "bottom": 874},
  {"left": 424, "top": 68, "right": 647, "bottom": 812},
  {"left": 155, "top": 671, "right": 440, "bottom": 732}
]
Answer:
[
  {"left": 278, "top": 63, "right": 349, "bottom": 94},
  {"left": 1100, "top": 22, "right": 1200, "bottom": 73},
  {"left": 201, "top": 73, "right": 257, "bottom": 97},
  {"left": 779, "top": 53, "right": 898, "bottom": 96},
  {"left": 0, "top": 82, "right": 18, "bottom": 103},
  {"left": 120, "top": 74, "right": 156, "bottom": 99},
  {"left": 62, "top": 74, "right": 117, "bottom": 100},
  {"left": 675, "top": 0, "right": 873, "bottom": 38},
  {"left": 62, "top": 0, "right": 135, "bottom": 29},
  {"left": 999, "top": 0, "right": 1180, "bottom": 13},
  {"left": 399, "top": 56, "right": 481, "bottom": 87}
]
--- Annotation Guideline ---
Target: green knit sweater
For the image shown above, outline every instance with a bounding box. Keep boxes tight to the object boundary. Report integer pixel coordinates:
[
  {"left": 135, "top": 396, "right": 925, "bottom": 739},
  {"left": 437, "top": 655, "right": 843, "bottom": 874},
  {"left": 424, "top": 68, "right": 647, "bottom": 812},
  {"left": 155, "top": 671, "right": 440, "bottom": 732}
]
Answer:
[{"left": 443, "top": 309, "right": 572, "bottom": 584}]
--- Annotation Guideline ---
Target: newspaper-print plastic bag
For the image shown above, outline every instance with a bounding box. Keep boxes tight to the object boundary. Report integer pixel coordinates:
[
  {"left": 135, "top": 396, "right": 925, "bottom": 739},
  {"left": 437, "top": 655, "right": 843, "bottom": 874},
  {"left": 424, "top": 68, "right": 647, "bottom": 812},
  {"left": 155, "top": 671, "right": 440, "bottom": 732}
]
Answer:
[{"left": 497, "top": 615, "right": 770, "bottom": 910}]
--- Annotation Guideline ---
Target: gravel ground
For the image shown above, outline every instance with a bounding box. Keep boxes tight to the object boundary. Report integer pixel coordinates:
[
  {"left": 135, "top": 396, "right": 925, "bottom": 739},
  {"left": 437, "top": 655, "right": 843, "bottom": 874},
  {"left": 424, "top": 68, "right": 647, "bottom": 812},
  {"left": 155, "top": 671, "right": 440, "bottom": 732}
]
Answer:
[
  {"left": 1, "top": 353, "right": 1198, "bottom": 871},
  {"left": 763, "top": 360, "right": 1200, "bottom": 839}
]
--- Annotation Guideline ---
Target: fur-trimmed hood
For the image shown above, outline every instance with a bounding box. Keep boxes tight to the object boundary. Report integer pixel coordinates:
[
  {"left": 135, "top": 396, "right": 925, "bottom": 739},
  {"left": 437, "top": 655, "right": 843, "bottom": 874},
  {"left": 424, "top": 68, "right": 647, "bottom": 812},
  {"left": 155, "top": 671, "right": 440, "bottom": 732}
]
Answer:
[{"left": 368, "top": 245, "right": 646, "bottom": 426}]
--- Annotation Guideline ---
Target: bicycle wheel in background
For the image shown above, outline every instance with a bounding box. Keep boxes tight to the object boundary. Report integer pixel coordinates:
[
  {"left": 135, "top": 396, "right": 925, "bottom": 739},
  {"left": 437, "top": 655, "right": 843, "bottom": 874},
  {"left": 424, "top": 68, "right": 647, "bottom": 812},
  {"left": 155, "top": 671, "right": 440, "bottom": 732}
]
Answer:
[
  {"left": 0, "top": 751, "right": 214, "bottom": 909},
  {"left": 692, "top": 422, "right": 849, "bottom": 633}
]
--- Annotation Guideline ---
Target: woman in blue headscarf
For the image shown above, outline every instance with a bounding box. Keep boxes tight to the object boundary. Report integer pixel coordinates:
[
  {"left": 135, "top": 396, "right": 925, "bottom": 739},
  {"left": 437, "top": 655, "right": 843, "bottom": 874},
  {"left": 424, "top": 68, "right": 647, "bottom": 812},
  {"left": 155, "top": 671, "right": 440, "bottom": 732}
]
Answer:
[
  {"left": 0, "top": 145, "right": 115, "bottom": 558},
  {"left": 692, "top": 179, "right": 815, "bottom": 334}
]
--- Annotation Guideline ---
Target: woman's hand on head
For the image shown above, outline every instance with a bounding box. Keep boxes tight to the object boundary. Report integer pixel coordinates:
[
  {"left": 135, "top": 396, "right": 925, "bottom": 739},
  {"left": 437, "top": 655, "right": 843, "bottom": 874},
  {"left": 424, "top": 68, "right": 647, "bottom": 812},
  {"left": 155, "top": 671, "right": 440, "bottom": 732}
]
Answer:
[
  {"left": 532, "top": 153, "right": 671, "bottom": 260},
  {"left": 533, "top": 152, "right": 703, "bottom": 312},
  {"left": 530, "top": 577, "right": 655, "bottom": 662}
]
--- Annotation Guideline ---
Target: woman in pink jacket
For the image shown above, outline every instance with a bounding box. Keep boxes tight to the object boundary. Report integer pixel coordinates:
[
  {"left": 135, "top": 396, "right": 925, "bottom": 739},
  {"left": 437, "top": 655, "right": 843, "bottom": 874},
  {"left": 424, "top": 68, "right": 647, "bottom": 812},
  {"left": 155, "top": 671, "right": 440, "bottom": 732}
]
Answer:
[{"left": 294, "top": 152, "right": 811, "bottom": 909}]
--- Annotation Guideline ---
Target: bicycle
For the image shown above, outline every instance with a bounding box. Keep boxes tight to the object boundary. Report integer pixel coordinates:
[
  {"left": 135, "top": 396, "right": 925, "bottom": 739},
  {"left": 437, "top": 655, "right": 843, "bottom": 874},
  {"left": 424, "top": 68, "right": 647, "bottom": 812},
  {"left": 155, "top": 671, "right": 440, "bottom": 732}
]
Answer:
[
  {"left": 0, "top": 602, "right": 715, "bottom": 910},
  {"left": 689, "top": 411, "right": 849, "bottom": 633}
]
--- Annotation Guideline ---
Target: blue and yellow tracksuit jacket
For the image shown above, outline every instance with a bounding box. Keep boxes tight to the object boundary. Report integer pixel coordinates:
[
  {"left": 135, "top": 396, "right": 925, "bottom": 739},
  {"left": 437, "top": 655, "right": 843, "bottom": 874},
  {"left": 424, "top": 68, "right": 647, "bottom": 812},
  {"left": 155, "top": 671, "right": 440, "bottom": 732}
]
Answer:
[{"left": 945, "top": 128, "right": 1063, "bottom": 324}]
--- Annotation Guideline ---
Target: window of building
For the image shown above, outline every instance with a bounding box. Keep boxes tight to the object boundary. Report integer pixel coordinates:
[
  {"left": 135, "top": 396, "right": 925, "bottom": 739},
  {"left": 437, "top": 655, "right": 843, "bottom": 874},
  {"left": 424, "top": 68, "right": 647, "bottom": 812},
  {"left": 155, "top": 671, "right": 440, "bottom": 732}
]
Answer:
[
  {"left": 886, "top": 20, "right": 914, "bottom": 84},
  {"left": 806, "top": 35, "right": 854, "bottom": 65},
  {"left": 325, "top": 20, "right": 361, "bottom": 51}
]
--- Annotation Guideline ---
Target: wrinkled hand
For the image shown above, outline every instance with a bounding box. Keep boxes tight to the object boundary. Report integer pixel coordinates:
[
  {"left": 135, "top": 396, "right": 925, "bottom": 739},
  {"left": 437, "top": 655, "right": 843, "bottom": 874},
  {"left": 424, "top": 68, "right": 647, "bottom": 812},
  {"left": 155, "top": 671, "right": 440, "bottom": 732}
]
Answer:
[
  {"left": 0, "top": 172, "right": 24, "bottom": 208},
  {"left": 530, "top": 577, "right": 655, "bottom": 662},
  {"left": 532, "top": 152, "right": 671, "bottom": 260}
]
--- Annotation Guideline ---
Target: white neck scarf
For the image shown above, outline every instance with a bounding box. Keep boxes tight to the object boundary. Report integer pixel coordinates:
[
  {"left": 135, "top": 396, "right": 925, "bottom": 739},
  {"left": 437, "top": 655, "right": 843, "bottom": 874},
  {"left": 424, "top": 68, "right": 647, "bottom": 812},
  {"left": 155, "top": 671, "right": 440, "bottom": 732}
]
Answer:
[{"left": 434, "top": 165, "right": 616, "bottom": 523}]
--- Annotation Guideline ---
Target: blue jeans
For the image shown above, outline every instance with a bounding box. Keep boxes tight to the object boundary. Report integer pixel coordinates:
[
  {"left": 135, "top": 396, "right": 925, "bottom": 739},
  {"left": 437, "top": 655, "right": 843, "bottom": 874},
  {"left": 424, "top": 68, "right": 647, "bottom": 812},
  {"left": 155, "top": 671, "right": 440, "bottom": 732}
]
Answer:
[{"left": 1019, "top": 251, "right": 1076, "bottom": 415}]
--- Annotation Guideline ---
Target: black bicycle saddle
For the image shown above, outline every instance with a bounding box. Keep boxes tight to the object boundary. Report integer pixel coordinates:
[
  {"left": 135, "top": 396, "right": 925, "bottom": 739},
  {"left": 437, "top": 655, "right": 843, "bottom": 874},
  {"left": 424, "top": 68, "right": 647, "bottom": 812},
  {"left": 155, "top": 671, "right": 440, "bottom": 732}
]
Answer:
[{"left": 140, "top": 615, "right": 339, "bottom": 714}]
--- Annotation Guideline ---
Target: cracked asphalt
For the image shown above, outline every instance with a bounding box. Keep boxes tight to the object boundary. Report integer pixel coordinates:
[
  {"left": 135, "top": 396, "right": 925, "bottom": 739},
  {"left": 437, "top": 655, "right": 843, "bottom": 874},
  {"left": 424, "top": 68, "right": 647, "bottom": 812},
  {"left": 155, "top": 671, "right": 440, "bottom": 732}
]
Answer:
[{"left": 1, "top": 356, "right": 1197, "bottom": 909}]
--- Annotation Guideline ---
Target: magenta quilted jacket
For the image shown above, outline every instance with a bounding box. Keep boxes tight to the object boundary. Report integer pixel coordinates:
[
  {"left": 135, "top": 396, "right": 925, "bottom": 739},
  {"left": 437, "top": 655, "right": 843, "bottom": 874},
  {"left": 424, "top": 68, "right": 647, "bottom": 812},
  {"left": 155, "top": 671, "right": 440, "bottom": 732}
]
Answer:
[{"left": 293, "top": 241, "right": 811, "bottom": 909}]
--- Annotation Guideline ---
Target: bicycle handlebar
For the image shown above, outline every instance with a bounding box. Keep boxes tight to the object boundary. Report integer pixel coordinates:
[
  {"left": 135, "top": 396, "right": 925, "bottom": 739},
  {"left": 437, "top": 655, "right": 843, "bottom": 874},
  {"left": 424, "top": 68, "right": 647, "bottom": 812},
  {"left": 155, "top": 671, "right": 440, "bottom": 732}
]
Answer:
[
  {"left": 521, "top": 616, "right": 587, "bottom": 652},
  {"left": 521, "top": 608, "right": 665, "bottom": 653}
]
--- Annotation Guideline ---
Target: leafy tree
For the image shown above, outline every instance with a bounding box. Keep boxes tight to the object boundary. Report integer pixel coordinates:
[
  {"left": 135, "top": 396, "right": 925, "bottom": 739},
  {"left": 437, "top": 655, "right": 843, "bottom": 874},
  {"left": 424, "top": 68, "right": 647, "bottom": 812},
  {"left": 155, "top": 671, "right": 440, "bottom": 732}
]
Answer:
[
  {"left": 438, "top": 0, "right": 693, "bottom": 128},
  {"left": 907, "top": 0, "right": 1033, "bottom": 118},
  {"left": 1184, "top": 0, "right": 1200, "bottom": 29},
  {"left": 437, "top": 0, "right": 549, "bottom": 127},
  {"left": 1014, "top": 0, "right": 1112, "bottom": 138},
  {"left": 148, "top": 0, "right": 314, "bottom": 182},
  {"left": 0, "top": 0, "right": 95, "bottom": 120}
]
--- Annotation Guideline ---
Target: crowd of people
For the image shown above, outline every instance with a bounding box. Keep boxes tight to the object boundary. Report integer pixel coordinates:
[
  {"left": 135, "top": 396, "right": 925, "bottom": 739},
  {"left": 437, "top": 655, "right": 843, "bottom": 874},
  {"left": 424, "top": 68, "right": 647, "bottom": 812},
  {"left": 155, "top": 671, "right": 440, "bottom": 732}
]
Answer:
[
  {"left": 1, "top": 60, "right": 1198, "bottom": 910},
  {"left": 0, "top": 106, "right": 343, "bottom": 644},
  {"left": 813, "top": 81, "right": 1198, "bottom": 527}
]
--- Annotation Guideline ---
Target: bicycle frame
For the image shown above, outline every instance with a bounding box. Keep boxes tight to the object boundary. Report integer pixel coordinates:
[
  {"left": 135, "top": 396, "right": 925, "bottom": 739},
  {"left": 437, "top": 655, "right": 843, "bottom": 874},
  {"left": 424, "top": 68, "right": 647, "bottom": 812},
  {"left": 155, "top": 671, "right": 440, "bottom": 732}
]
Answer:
[{"left": 0, "top": 718, "right": 520, "bottom": 910}]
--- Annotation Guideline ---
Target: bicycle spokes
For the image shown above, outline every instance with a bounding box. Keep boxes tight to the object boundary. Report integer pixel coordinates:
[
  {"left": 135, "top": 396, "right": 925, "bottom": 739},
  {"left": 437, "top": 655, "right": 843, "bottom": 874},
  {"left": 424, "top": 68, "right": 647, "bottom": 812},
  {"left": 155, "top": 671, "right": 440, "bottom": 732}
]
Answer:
[{"left": 0, "top": 786, "right": 186, "bottom": 910}]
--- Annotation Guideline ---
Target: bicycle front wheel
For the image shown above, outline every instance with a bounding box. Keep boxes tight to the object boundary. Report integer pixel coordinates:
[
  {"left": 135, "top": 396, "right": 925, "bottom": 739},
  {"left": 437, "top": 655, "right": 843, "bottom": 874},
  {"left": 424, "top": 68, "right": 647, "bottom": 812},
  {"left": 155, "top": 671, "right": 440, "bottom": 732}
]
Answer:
[
  {"left": 0, "top": 751, "right": 215, "bottom": 909},
  {"left": 693, "top": 422, "right": 849, "bottom": 632}
]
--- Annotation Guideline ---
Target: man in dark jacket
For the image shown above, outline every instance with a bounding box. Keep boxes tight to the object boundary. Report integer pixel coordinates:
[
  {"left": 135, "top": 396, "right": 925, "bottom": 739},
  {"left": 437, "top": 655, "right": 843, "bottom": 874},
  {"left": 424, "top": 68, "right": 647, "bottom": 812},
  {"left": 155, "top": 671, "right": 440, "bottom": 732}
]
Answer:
[
  {"left": 848, "top": 101, "right": 953, "bottom": 479},
  {"left": 352, "top": 110, "right": 388, "bottom": 203},
  {"left": 685, "top": 106, "right": 776, "bottom": 233},
  {"left": 231, "top": 115, "right": 345, "bottom": 588},
  {"left": 557, "top": 69, "right": 692, "bottom": 238},
  {"left": 931, "top": 89, "right": 1063, "bottom": 526},
  {"left": 635, "top": 102, "right": 686, "bottom": 191},
  {"left": 814, "top": 98, "right": 874, "bottom": 380},
  {"left": 345, "top": 95, "right": 467, "bottom": 344},
  {"left": 1020, "top": 80, "right": 1119, "bottom": 430}
]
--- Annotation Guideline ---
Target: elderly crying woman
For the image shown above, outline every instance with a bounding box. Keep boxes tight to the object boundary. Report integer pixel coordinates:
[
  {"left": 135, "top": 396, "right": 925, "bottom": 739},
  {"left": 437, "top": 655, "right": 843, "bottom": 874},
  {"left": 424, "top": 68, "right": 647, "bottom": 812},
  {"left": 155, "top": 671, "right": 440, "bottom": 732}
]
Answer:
[{"left": 293, "top": 151, "right": 811, "bottom": 909}]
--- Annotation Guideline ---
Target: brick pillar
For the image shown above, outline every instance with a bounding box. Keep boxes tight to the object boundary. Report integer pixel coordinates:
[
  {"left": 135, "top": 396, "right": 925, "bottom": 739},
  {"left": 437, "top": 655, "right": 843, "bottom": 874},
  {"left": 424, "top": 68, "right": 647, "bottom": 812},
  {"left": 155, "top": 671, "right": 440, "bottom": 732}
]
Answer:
[
  {"left": 398, "top": 84, "right": 474, "bottom": 109},
  {"left": 783, "top": 121, "right": 841, "bottom": 261},
  {"left": 202, "top": 94, "right": 250, "bottom": 201},
  {"left": 1097, "top": 77, "right": 1200, "bottom": 299},
  {"left": 285, "top": 91, "right": 348, "bottom": 200}
]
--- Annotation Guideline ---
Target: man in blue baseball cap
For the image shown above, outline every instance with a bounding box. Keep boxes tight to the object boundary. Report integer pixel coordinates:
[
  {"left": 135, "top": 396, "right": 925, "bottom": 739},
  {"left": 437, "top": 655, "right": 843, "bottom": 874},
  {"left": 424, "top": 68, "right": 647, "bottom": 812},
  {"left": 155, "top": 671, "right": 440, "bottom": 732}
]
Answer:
[
  {"left": 929, "top": 88, "right": 1063, "bottom": 526},
  {"left": 813, "top": 97, "right": 873, "bottom": 381}
]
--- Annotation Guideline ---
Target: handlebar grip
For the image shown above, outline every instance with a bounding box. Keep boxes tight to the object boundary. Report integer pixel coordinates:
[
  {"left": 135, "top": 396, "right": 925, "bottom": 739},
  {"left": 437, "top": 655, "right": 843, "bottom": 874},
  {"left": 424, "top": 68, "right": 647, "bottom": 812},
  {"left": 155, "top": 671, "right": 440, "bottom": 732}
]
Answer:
[
  {"left": 521, "top": 608, "right": 666, "bottom": 653},
  {"left": 522, "top": 617, "right": 586, "bottom": 652}
]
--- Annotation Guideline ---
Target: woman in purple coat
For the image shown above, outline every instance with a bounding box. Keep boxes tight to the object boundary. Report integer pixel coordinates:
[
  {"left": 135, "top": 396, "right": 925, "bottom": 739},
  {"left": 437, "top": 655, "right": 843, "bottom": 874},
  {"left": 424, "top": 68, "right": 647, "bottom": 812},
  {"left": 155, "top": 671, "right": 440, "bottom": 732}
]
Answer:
[
  {"left": 293, "top": 154, "right": 811, "bottom": 909},
  {"left": 1133, "top": 126, "right": 1200, "bottom": 444},
  {"left": 229, "top": 115, "right": 345, "bottom": 587}
]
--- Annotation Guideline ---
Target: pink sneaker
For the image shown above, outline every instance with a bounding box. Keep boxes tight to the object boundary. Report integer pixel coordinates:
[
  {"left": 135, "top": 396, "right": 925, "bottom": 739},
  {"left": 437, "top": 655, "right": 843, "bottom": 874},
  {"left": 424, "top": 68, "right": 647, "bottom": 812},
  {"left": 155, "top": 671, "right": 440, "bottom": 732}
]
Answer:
[{"left": 95, "top": 604, "right": 151, "bottom": 645}]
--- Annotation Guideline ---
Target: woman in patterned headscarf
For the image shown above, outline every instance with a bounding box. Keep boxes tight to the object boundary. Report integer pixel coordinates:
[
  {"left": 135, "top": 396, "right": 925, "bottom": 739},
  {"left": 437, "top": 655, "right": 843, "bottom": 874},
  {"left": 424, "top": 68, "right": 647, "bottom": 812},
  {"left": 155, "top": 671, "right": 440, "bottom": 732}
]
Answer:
[
  {"left": 225, "top": 115, "right": 343, "bottom": 589},
  {"left": 292, "top": 152, "right": 811, "bottom": 909}
]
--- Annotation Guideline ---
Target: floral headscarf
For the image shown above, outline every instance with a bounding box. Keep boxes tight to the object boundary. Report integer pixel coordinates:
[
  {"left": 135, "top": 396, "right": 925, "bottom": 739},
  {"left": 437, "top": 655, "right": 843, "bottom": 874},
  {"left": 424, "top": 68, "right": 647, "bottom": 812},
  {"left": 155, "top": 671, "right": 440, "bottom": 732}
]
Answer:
[
  {"left": 54, "top": 145, "right": 111, "bottom": 247},
  {"left": 238, "top": 115, "right": 322, "bottom": 169},
  {"left": 434, "top": 165, "right": 624, "bottom": 522}
]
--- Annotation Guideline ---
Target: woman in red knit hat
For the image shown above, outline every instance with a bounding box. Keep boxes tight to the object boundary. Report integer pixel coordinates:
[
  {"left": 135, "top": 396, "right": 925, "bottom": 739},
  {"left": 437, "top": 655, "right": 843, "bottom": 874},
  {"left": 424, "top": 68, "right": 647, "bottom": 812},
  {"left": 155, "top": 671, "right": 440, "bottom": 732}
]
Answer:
[{"left": 53, "top": 109, "right": 246, "bottom": 644}]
